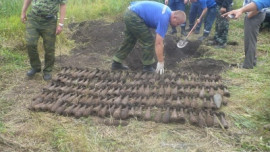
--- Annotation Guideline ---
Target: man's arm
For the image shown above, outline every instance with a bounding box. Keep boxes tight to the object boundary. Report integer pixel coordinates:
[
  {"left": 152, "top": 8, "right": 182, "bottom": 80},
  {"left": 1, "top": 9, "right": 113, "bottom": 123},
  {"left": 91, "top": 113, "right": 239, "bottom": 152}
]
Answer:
[
  {"left": 21, "top": 0, "right": 32, "bottom": 23},
  {"left": 56, "top": 3, "right": 66, "bottom": 35},
  {"left": 197, "top": 8, "right": 207, "bottom": 23},
  {"left": 155, "top": 33, "right": 164, "bottom": 63},
  {"left": 222, "top": 2, "right": 258, "bottom": 19},
  {"left": 155, "top": 33, "right": 165, "bottom": 75}
]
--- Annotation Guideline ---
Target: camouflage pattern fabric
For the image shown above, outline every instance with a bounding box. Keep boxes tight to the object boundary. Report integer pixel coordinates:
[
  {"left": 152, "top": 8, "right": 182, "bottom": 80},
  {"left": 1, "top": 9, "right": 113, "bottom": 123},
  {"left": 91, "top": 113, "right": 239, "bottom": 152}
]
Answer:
[
  {"left": 214, "top": 5, "right": 230, "bottom": 45},
  {"left": 113, "top": 9, "right": 155, "bottom": 65},
  {"left": 25, "top": 14, "right": 57, "bottom": 73},
  {"left": 31, "top": 0, "right": 67, "bottom": 17}
]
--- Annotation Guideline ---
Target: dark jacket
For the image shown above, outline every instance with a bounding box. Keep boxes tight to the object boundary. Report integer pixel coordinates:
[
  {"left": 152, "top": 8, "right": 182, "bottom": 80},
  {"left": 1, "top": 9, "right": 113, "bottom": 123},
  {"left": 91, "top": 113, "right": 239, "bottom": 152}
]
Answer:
[{"left": 215, "top": 0, "right": 233, "bottom": 10}]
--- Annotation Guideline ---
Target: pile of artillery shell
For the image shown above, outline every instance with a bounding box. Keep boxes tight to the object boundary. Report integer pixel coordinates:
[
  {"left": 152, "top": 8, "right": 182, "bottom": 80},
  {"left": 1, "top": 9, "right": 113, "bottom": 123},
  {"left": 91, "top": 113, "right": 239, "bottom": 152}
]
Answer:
[{"left": 30, "top": 67, "right": 230, "bottom": 129}]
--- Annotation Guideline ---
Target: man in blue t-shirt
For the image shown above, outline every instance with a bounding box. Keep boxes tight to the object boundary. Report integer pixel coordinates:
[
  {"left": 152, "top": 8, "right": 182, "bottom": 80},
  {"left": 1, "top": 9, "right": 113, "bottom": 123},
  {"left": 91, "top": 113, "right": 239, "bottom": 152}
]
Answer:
[
  {"left": 111, "top": 1, "right": 186, "bottom": 74},
  {"left": 190, "top": 0, "right": 217, "bottom": 41},
  {"left": 165, "top": 0, "right": 188, "bottom": 36}
]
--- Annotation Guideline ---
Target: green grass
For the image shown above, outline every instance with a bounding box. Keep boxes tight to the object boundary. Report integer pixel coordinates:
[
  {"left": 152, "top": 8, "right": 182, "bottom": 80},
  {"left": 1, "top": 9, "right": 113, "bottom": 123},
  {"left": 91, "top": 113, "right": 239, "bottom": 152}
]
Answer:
[
  {"left": 51, "top": 127, "right": 71, "bottom": 152},
  {"left": 66, "top": 0, "right": 131, "bottom": 22},
  {"left": 0, "top": 0, "right": 23, "bottom": 17},
  {"left": 0, "top": 48, "right": 27, "bottom": 73},
  {"left": 0, "top": 121, "right": 6, "bottom": 133}
]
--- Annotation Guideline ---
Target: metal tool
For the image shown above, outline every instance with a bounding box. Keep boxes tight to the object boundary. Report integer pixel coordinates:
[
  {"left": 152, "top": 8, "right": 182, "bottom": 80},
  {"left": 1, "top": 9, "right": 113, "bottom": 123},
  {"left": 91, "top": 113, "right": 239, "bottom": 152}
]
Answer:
[
  {"left": 228, "top": 14, "right": 235, "bottom": 19},
  {"left": 177, "top": 21, "right": 199, "bottom": 48}
]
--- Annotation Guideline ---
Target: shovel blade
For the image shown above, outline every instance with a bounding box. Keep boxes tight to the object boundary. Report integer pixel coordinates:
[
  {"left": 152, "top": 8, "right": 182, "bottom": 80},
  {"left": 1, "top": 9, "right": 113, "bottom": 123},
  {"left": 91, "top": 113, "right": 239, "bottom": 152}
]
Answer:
[{"left": 177, "top": 40, "right": 188, "bottom": 48}]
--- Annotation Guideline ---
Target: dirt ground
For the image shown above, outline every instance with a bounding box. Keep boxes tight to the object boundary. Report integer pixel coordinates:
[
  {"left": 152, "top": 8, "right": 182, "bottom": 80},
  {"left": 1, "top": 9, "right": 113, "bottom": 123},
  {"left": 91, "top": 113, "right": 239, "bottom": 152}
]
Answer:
[
  {"left": 1, "top": 20, "right": 242, "bottom": 152},
  {"left": 63, "top": 20, "right": 229, "bottom": 74}
]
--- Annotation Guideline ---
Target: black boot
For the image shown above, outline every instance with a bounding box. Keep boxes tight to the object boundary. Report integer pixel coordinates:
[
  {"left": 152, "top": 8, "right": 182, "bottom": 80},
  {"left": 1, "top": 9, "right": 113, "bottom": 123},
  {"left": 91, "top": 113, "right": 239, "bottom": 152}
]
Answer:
[
  {"left": 186, "top": 25, "right": 193, "bottom": 32},
  {"left": 143, "top": 65, "right": 155, "bottom": 73},
  {"left": 43, "top": 73, "right": 52, "bottom": 81},
  {"left": 181, "top": 27, "right": 187, "bottom": 36},
  {"left": 26, "top": 69, "right": 41, "bottom": 77},
  {"left": 171, "top": 27, "right": 177, "bottom": 34},
  {"left": 194, "top": 29, "right": 200, "bottom": 34},
  {"left": 111, "top": 61, "right": 129, "bottom": 71},
  {"left": 198, "top": 33, "right": 209, "bottom": 41}
]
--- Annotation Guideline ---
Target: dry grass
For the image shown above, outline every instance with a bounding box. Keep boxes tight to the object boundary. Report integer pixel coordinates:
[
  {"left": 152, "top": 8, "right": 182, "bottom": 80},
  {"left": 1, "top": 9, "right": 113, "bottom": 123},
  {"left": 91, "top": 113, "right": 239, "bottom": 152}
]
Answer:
[{"left": 0, "top": 57, "right": 268, "bottom": 152}]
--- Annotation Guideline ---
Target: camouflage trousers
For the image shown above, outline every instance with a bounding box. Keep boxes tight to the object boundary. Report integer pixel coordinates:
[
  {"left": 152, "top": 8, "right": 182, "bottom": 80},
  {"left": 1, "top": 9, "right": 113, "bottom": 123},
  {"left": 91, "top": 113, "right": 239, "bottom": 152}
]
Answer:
[
  {"left": 25, "top": 13, "right": 57, "bottom": 73},
  {"left": 214, "top": 5, "right": 230, "bottom": 45},
  {"left": 113, "top": 9, "right": 155, "bottom": 65}
]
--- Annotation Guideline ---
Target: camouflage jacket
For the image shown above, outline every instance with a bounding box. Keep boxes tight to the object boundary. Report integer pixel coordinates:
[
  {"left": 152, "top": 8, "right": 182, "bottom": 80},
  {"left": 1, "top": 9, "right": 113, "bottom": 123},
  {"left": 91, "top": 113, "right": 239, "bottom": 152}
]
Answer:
[{"left": 31, "top": 0, "right": 67, "bottom": 16}]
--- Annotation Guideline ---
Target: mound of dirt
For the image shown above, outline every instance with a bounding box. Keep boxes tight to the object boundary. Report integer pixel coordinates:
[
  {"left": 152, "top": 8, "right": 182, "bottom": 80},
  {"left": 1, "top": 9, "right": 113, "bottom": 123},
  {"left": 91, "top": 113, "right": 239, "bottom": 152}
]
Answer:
[
  {"left": 60, "top": 20, "right": 126, "bottom": 68},
  {"left": 181, "top": 58, "right": 229, "bottom": 75},
  {"left": 60, "top": 20, "right": 229, "bottom": 74},
  {"left": 164, "top": 35, "right": 203, "bottom": 69}
]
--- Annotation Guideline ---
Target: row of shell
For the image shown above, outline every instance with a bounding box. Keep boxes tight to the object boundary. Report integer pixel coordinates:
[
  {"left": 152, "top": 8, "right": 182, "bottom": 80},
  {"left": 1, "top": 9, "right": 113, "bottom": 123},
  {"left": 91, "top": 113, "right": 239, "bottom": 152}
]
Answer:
[
  {"left": 33, "top": 89, "right": 227, "bottom": 110},
  {"left": 31, "top": 67, "right": 230, "bottom": 128},
  {"left": 29, "top": 99, "right": 228, "bottom": 129},
  {"left": 55, "top": 73, "right": 225, "bottom": 89},
  {"left": 45, "top": 80, "right": 230, "bottom": 99},
  {"left": 58, "top": 67, "right": 222, "bottom": 82}
]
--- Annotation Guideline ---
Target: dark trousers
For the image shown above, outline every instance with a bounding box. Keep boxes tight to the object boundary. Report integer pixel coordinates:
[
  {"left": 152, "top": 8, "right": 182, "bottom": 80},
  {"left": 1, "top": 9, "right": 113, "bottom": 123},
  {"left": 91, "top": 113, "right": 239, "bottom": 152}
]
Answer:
[
  {"left": 189, "top": 1, "right": 203, "bottom": 31},
  {"left": 203, "top": 6, "right": 217, "bottom": 36},
  {"left": 243, "top": 12, "right": 266, "bottom": 68}
]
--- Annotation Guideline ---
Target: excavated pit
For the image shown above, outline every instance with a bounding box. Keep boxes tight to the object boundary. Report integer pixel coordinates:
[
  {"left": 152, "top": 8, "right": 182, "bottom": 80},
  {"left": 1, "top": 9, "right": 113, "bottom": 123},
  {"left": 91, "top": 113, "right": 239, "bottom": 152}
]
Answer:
[{"left": 61, "top": 20, "right": 229, "bottom": 74}]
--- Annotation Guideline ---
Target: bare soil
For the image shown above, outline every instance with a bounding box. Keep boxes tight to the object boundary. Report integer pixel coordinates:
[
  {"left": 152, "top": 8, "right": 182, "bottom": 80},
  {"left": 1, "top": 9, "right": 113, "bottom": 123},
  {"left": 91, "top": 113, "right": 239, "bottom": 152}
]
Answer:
[{"left": 62, "top": 20, "right": 229, "bottom": 74}]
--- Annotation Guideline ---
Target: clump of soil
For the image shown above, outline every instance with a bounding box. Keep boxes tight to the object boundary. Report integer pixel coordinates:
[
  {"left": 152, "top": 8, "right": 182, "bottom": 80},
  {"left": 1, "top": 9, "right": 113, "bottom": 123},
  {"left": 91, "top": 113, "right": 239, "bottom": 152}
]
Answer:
[
  {"left": 60, "top": 20, "right": 126, "bottom": 68},
  {"left": 180, "top": 58, "right": 229, "bottom": 75},
  {"left": 164, "top": 35, "right": 203, "bottom": 69},
  {"left": 60, "top": 20, "right": 229, "bottom": 75}
]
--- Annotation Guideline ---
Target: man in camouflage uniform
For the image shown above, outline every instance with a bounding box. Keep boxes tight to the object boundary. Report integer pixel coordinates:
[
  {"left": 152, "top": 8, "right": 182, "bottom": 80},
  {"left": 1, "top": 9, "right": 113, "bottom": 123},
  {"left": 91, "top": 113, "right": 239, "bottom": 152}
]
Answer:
[
  {"left": 21, "top": 0, "right": 67, "bottom": 80},
  {"left": 212, "top": 0, "right": 233, "bottom": 48},
  {"left": 112, "top": 1, "right": 186, "bottom": 74}
]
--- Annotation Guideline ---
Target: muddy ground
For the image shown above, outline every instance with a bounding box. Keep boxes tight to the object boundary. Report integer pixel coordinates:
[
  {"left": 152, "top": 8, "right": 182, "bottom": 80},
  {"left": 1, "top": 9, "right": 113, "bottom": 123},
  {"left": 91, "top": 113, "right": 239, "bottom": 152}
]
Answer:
[{"left": 63, "top": 20, "right": 229, "bottom": 74}]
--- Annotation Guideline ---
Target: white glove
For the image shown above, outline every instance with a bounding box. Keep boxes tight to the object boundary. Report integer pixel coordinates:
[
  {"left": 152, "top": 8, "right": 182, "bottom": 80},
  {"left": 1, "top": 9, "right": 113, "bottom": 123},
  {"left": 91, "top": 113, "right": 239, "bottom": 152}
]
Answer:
[{"left": 156, "top": 62, "right": 165, "bottom": 75}]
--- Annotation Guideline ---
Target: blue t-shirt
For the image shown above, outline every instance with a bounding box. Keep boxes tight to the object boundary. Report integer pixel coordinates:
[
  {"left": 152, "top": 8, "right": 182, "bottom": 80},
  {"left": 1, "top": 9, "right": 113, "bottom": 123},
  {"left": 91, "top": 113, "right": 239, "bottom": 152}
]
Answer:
[
  {"left": 129, "top": 1, "right": 171, "bottom": 38},
  {"left": 253, "top": 0, "right": 270, "bottom": 11},
  {"left": 199, "top": 0, "right": 216, "bottom": 9}
]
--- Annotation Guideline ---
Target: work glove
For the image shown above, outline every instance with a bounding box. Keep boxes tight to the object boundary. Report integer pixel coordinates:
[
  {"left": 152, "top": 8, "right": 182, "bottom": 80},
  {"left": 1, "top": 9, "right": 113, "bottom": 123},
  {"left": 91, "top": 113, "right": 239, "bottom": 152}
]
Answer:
[{"left": 156, "top": 62, "right": 164, "bottom": 75}]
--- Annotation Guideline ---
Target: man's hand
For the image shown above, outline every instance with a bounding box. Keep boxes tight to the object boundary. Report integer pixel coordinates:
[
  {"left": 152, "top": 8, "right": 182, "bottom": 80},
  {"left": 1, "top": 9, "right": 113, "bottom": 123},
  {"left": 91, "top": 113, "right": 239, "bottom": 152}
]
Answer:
[
  {"left": 220, "top": 7, "right": 227, "bottom": 14},
  {"left": 184, "top": 0, "right": 188, "bottom": 4},
  {"left": 222, "top": 9, "right": 243, "bottom": 19},
  {"left": 223, "top": 2, "right": 259, "bottom": 19},
  {"left": 21, "top": 0, "right": 32, "bottom": 24},
  {"left": 56, "top": 25, "right": 63, "bottom": 35},
  {"left": 196, "top": 18, "right": 201, "bottom": 23},
  {"left": 156, "top": 62, "right": 164, "bottom": 75},
  {"left": 21, "top": 12, "right": 27, "bottom": 23}
]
